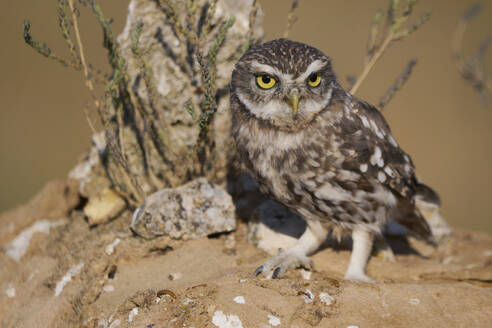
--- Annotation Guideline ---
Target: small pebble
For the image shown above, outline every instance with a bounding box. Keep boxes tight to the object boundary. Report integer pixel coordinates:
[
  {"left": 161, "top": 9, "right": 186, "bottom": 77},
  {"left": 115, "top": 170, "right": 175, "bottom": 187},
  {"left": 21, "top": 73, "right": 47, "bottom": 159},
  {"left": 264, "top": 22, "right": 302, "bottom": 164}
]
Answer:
[
  {"left": 302, "top": 289, "right": 314, "bottom": 304},
  {"left": 103, "top": 285, "right": 115, "bottom": 293},
  {"left": 239, "top": 279, "right": 247, "bottom": 283},
  {"left": 105, "top": 238, "right": 121, "bottom": 256},
  {"left": 267, "top": 314, "right": 281, "bottom": 326},
  {"left": 168, "top": 272, "right": 182, "bottom": 281},
  {"left": 319, "top": 292, "right": 334, "bottom": 305},
  {"left": 346, "top": 326, "right": 359, "bottom": 328},
  {"left": 409, "top": 298, "right": 420, "bottom": 305},
  {"left": 300, "top": 269, "right": 312, "bottom": 280},
  {"left": 128, "top": 307, "right": 138, "bottom": 323},
  {"left": 212, "top": 310, "right": 243, "bottom": 328},
  {"left": 6, "top": 283, "right": 16, "bottom": 298},
  {"left": 233, "top": 296, "right": 245, "bottom": 304}
]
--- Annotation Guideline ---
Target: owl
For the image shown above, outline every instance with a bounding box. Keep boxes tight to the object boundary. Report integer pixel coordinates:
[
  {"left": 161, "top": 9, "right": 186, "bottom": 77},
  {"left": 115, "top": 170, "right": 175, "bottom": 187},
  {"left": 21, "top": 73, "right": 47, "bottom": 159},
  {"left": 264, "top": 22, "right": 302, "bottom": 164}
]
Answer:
[{"left": 230, "top": 39, "right": 442, "bottom": 282}]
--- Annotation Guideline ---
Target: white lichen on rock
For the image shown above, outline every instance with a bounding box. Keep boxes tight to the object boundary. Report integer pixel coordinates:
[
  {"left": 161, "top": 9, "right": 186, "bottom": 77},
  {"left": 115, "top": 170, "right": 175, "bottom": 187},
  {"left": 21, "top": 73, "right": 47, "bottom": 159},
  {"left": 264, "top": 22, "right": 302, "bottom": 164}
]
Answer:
[
  {"left": 130, "top": 178, "right": 236, "bottom": 239},
  {"left": 6, "top": 219, "right": 66, "bottom": 261},
  {"left": 54, "top": 262, "right": 84, "bottom": 297}
]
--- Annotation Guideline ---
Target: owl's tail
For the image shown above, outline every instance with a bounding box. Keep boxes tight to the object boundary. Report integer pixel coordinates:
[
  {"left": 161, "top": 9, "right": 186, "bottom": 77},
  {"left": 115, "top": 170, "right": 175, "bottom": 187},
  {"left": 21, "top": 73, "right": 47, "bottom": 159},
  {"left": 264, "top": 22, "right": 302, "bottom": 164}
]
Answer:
[
  {"left": 414, "top": 183, "right": 451, "bottom": 244},
  {"left": 390, "top": 183, "right": 451, "bottom": 244}
]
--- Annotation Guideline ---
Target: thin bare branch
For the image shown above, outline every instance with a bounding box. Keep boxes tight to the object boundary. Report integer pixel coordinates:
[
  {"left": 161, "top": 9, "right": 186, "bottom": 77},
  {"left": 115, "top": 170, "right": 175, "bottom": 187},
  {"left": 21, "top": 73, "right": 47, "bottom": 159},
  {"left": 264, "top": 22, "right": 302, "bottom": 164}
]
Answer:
[
  {"left": 350, "top": 0, "right": 430, "bottom": 96},
  {"left": 378, "top": 59, "right": 417, "bottom": 110},
  {"left": 283, "top": 0, "right": 299, "bottom": 38},
  {"left": 68, "top": 0, "right": 98, "bottom": 134},
  {"left": 452, "top": 4, "right": 492, "bottom": 101}
]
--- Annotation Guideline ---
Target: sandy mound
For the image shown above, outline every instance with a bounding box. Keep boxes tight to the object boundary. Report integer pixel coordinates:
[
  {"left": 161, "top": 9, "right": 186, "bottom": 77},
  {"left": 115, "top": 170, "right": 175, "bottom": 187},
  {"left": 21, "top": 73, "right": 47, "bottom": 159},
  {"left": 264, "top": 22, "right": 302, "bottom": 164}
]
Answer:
[{"left": 1, "top": 180, "right": 491, "bottom": 327}]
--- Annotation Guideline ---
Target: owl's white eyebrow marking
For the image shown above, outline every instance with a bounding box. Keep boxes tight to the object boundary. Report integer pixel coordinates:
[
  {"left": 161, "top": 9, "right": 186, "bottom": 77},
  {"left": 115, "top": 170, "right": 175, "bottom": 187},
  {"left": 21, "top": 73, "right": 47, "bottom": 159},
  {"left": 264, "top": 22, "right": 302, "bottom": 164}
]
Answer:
[
  {"left": 251, "top": 61, "right": 293, "bottom": 81},
  {"left": 295, "top": 60, "right": 328, "bottom": 83}
]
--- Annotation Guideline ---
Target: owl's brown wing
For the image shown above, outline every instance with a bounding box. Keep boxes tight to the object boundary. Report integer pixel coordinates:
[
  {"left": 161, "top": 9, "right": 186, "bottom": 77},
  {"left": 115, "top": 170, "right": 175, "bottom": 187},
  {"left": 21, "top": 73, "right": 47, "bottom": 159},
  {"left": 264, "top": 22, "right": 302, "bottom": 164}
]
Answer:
[
  {"left": 335, "top": 98, "right": 434, "bottom": 239},
  {"left": 336, "top": 98, "right": 418, "bottom": 199}
]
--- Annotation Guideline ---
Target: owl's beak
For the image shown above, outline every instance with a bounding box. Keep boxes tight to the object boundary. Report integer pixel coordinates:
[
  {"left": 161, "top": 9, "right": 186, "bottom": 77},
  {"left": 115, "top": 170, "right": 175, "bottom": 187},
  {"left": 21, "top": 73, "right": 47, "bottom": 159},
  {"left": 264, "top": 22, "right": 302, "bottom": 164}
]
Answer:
[{"left": 286, "top": 90, "right": 300, "bottom": 116}]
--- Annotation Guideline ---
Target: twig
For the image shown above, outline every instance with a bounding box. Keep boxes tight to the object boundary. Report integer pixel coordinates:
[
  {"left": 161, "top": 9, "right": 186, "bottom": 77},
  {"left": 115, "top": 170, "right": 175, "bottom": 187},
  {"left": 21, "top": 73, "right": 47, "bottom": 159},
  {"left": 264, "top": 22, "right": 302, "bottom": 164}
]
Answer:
[
  {"left": 452, "top": 4, "right": 492, "bottom": 101},
  {"left": 378, "top": 59, "right": 417, "bottom": 109},
  {"left": 283, "top": 0, "right": 299, "bottom": 38},
  {"left": 196, "top": 16, "right": 235, "bottom": 172},
  {"left": 23, "top": 21, "right": 79, "bottom": 69},
  {"left": 350, "top": 0, "right": 430, "bottom": 95},
  {"left": 240, "top": 0, "right": 259, "bottom": 53},
  {"left": 68, "top": 0, "right": 98, "bottom": 134},
  {"left": 351, "top": 33, "right": 393, "bottom": 94}
]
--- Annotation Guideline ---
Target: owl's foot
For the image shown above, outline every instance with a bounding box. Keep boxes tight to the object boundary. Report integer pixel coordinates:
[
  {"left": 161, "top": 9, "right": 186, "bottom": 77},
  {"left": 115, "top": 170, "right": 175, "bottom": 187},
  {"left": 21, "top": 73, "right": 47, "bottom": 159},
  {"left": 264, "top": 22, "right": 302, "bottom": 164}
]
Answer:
[
  {"left": 254, "top": 220, "right": 328, "bottom": 279},
  {"left": 344, "top": 272, "right": 376, "bottom": 284},
  {"left": 344, "top": 229, "right": 376, "bottom": 283},
  {"left": 254, "top": 248, "right": 313, "bottom": 279}
]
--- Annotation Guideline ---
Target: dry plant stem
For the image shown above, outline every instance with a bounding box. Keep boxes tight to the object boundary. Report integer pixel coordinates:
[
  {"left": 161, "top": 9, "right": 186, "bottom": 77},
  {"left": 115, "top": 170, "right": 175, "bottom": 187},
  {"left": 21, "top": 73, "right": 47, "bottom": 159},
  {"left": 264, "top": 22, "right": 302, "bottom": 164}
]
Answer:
[
  {"left": 378, "top": 59, "right": 417, "bottom": 110},
  {"left": 67, "top": 0, "right": 97, "bottom": 135},
  {"left": 452, "top": 5, "right": 492, "bottom": 95},
  {"left": 283, "top": 0, "right": 299, "bottom": 38},
  {"left": 350, "top": 33, "right": 393, "bottom": 95}
]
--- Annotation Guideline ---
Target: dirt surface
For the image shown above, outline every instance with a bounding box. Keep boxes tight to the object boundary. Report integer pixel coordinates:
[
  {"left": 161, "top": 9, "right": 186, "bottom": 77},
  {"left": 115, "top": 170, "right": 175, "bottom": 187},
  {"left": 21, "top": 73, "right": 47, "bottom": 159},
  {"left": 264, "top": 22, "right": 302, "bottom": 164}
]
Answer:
[{"left": 1, "top": 180, "right": 492, "bottom": 328}]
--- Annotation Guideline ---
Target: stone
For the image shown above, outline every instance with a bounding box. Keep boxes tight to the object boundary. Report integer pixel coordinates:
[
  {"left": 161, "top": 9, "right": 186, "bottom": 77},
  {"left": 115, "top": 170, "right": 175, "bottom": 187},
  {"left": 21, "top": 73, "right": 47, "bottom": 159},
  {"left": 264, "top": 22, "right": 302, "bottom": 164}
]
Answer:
[
  {"left": 130, "top": 178, "right": 236, "bottom": 239},
  {"left": 83, "top": 188, "right": 127, "bottom": 226},
  {"left": 114, "top": 0, "right": 264, "bottom": 188}
]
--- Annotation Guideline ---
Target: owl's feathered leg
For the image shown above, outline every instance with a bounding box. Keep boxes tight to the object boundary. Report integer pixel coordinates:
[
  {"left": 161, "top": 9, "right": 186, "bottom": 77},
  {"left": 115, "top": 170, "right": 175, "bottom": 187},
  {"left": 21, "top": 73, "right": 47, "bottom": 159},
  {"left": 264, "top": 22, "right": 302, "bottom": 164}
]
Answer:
[
  {"left": 344, "top": 229, "right": 376, "bottom": 283},
  {"left": 254, "top": 220, "right": 328, "bottom": 279}
]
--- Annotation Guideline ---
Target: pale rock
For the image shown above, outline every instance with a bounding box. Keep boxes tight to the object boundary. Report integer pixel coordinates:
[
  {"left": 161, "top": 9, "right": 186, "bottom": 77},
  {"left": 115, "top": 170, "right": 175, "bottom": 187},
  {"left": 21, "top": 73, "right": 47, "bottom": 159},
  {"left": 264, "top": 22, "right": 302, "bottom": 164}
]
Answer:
[
  {"left": 131, "top": 178, "right": 236, "bottom": 239},
  {"left": 84, "top": 188, "right": 126, "bottom": 226}
]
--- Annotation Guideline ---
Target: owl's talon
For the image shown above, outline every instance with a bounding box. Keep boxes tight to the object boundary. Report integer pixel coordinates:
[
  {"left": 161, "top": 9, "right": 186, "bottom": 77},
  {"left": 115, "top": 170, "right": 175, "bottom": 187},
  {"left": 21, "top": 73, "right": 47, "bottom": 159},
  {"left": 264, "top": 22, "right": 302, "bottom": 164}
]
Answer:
[
  {"left": 254, "top": 265, "right": 264, "bottom": 277},
  {"left": 272, "top": 267, "right": 282, "bottom": 279},
  {"left": 255, "top": 248, "right": 314, "bottom": 279}
]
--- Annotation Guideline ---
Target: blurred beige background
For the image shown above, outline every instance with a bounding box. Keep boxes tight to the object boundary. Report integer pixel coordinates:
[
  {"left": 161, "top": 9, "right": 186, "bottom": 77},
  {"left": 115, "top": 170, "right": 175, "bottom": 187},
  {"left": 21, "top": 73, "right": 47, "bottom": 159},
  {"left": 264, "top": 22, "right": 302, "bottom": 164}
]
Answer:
[{"left": 0, "top": 0, "right": 491, "bottom": 232}]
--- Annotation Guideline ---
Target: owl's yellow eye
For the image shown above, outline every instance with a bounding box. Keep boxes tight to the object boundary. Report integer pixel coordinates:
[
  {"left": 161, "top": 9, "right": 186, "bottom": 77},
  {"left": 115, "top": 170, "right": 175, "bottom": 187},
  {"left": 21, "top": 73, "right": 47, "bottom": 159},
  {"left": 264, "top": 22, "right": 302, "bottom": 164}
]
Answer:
[
  {"left": 307, "top": 72, "right": 321, "bottom": 87},
  {"left": 256, "top": 74, "right": 276, "bottom": 89}
]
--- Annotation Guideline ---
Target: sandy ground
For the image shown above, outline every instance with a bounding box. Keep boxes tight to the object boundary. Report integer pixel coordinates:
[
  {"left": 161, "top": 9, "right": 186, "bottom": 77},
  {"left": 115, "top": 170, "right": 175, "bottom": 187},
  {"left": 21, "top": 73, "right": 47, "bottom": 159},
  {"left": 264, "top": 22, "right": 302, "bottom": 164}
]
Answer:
[{"left": 1, "top": 179, "right": 492, "bottom": 328}]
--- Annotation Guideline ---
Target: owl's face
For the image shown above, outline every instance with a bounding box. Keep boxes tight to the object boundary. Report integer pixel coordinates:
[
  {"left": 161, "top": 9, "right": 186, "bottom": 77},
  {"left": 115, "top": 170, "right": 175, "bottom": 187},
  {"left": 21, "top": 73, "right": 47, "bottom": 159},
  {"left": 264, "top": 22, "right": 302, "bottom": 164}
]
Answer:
[{"left": 231, "top": 39, "right": 338, "bottom": 132}]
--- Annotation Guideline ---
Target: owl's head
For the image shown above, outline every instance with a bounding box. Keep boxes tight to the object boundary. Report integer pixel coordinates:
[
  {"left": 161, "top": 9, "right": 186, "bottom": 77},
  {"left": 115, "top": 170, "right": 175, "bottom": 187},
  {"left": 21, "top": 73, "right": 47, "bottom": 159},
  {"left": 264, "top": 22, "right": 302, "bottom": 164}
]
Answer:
[{"left": 231, "top": 39, "right": 339, "bottom": 132}]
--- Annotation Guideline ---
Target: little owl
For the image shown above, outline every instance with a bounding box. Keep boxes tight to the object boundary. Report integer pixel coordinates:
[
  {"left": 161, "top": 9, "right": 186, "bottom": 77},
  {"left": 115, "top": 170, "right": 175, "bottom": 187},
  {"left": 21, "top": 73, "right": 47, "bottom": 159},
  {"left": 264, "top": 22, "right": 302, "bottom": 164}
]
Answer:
[{"left": 230, "top": 38, "right": 441, "bottom": 282}]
